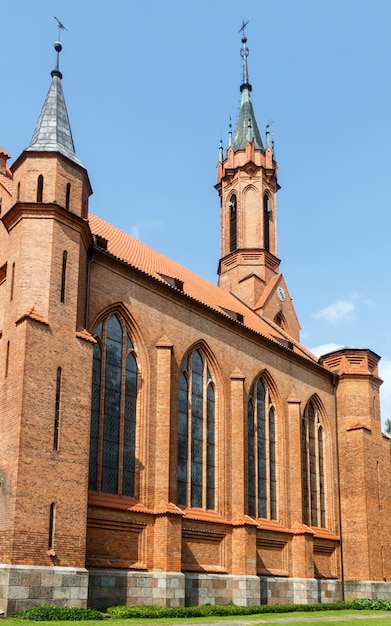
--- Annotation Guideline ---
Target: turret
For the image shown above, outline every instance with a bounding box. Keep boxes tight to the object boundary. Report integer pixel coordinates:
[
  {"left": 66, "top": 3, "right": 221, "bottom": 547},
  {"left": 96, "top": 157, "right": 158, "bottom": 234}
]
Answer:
[{"left": 216, "top": 24, "right": 300, "bottom": 340}]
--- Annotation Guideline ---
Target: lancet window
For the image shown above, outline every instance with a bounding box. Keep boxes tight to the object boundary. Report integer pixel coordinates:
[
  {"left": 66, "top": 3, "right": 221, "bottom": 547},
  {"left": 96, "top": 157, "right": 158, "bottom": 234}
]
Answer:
[
  {"left": 301, "top": 399, "right": 326, "bottom": 527},
  {"left": 247, "top": 377, "right": 277, "bottom": 519},
  {"left": 177, "top": 349, "right": 216, "bottom": 509},
  {"left": 263, "top": 194, "right": 270, "bottom": 252},
  {"left": 229, "top": 194, "right": 237, "bottom": 252},
  {"left": 88, "top": 313, "right": 138, "bottom": 497}
]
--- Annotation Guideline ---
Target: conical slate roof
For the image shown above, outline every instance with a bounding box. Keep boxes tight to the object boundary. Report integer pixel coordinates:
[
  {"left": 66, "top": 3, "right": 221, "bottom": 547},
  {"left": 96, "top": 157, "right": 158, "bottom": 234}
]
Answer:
[
  {"left": 233, "top": 33, "right": 264, "bottom": 152},
  {"left": 26, "top": 42, "right": 83, "bottom": 168},
  {"left": 233, "top": 86, "right": 264, "bottom": 151}
]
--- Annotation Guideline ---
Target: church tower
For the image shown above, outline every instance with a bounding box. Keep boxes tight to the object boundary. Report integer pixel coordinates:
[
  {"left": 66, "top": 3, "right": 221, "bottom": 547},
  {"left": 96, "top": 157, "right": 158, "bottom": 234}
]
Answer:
[
  {"left": 0, "top": 38, "right": 93, "bottom": 614},
  {"left": 216, "top": 27, "right": 300, "bottom": 340}
]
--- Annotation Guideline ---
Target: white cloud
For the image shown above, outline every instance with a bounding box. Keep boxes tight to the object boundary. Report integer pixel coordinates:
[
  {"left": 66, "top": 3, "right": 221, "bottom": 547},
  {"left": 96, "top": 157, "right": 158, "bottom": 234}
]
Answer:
[
  {"left": 379, "top": 359, "right": 391, "bottom": 429},
  {"left": 309, "top": 343, "right": 344, "bottom": 358},
  {"left": 130, "top": 226, "right": 140, "bottom": 239},
  {"left": 313, "top": 300, "right": 354, "bottom": 324}
]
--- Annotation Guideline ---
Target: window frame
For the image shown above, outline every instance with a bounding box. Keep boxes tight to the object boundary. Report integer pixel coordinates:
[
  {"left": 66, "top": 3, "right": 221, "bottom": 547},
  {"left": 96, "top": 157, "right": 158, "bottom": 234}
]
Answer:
[
  {"left": 301, "top": 399, "right": 326, "bottom": 528},
  {"left": 247, "top": 376, "right": 277, "bottom": 520},
  {"left": 177, "top": 348, "right": 216, "bottom": 510},
  {"left": 88, "top": 313, "right": 138, "bottom": 498}
]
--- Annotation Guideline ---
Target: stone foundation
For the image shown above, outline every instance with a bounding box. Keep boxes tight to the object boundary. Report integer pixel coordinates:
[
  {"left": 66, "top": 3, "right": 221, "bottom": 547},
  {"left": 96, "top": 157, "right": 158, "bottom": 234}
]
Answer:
[
  {"left": 0, "top": 565, "right": 88, "bottom": 616},
  {"left": 185, "top": 574, "right": 260, "bottom": 606},
  {"left": 260, "top": 577, "right": 341, "bottom": 605},
  {"left": 3, "top": 565, "right": 391, "bottom": 615},
  {"left": 87, "top": 570, "right": 185, "bottom": 609},
  {"left": 344, "top": 580, "right": 391, "bottom": 600}
]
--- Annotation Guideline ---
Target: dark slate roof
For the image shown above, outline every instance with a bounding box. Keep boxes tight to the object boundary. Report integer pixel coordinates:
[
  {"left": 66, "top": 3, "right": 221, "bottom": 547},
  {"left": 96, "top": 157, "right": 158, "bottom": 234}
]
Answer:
[
  {"left": 26, "top": 58, "right": 83, "bottom": 168},
  {"left": 233, "top": 85, "right": 264, "bottom": 151}
]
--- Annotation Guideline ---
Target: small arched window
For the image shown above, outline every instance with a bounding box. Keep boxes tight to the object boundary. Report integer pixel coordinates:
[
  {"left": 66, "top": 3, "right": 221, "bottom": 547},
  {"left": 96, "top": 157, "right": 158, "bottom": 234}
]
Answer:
[
  {"left": 88, "top": 313, "right": 138, "bottom": 497},
  {"left": 37, "top": 175, "right": 44, "bottom": 203},
  {"left": 274, "top": 312, "right": 286, "bottom": 330},
  {"left": 248, "top": 377, "right": 277, "bottom": 519},
  {"left": 301, "top": 400, "right": 326, "bottom": 527},
  {"left": 65, "top": 183, "right": 71, "bottom": 210},
  {"left": 60, "top": 251, "right": 67, "bottom": 303},
  {"left": 177, "top": 349, "right": 216, "bottom": 509},
  {"left": 48, "top": 503, "right": 55, "bottom": 550},
  {"left": 263, "top": 194, "right": 270, "bottom": 252},
  {"left": 54, "top": 367, "right": 61, "bottom": 450},
  {"left": 229, "top": 194, "right": 237, "bottom": 252}
]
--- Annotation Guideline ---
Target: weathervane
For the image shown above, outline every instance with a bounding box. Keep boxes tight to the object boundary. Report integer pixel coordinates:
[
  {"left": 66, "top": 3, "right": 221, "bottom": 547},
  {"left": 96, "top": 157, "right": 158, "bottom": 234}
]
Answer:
[
  {"left": 54, "top": 16, "right": 68, "bottom": 41},
  {"left": 239, "top": 20, "right": 250, "bottom": 87},
  {"left": 239, "top": 19, "right": 249, "bottom": 36}
]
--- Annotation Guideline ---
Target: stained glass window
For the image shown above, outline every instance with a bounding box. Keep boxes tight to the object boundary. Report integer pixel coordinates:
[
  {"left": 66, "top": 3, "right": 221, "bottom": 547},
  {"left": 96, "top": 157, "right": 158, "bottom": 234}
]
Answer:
[
  {"left": 247, "top": 377, "right": 277, "bottom": 519},
  {"left": 177, "top": 349, "right": 216, "bottom": 509},
  {"left": 88, "top": 314, "right": 137, "bottom": 497},
  {"left": 301, "top": 400, "right": 326, "bottom": 527}
]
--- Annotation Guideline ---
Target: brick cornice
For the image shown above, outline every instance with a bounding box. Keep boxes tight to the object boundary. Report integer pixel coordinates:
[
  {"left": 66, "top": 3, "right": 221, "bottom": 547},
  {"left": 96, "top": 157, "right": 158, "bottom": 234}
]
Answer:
[{"left": 2, "top": 202, "right": 93, "bottom": 249}]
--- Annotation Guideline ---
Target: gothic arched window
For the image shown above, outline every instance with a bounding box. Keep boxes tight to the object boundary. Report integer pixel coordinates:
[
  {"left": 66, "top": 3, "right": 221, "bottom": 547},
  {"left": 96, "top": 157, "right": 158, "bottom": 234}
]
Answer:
[
  {"left": 229, "top": 194, "right": 237, "bottom": 252},
  {"left": 88, "top": 313, "right": 138, "bottom": 497},
  {"left": 177, "top": 349, "right": 216, "bottom": 509},
  {"left": 248, "top": 378, "right": 277, "bottom": 519},
  {"left": 301, "top": 399, "right": 326, "bottom": 527},
  {"left": 263, "top": 194, "right": 270, "bottom": 252},
  {"left": 37, "top": 175, "right": 44, "bottom": 203}
]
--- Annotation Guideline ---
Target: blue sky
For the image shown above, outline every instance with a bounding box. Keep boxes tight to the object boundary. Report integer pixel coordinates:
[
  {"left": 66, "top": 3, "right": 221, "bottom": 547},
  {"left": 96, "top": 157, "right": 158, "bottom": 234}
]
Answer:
[{"left": 2, "top": 0, "right": 391, "bottom": 425}]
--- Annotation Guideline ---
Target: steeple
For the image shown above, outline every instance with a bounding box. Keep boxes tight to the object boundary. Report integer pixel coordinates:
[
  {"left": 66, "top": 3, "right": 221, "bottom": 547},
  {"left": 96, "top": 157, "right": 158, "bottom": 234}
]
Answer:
[
  {"left": 9, "top": 34, "right": 92, "bottom": 220},
  {"left": 233, "top": 30, "right": 263, "bottom": 151},
  {"left": 26, "top": 40, "right": 83, "bottom": 168},
  {"left": 215, "top": 26, "right": 300, "bottom": 340}
]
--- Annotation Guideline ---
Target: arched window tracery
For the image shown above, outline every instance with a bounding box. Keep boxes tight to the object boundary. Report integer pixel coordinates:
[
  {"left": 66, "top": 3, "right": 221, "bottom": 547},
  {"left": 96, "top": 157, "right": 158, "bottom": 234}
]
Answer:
[
  {"left": 247, "top": 377, "right": 277, "bottom": 519},
  {"left": 177, "top": 348, "right": 216, "bottom": 509},
  {"left": 301, "top": 399, "right": 326, "bottom": 527},
  {"left": 88, "top": 313, "right": 138, "bottom": 497}
]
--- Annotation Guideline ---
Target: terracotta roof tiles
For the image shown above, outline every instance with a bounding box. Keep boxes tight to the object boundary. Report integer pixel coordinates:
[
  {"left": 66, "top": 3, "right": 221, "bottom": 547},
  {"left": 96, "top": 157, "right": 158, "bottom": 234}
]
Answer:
[{"left": 88, "top": 213, "right": 318, "bottom": 364}]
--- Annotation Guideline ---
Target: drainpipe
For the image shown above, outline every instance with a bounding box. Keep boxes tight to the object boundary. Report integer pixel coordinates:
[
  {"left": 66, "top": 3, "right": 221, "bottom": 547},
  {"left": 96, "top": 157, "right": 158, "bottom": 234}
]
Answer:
[
  {"left": 85, "top": 246, "right": 95, "bottom": 330},
  {"left": 333, "top": 371, "right": 345, "bottom": 602}
]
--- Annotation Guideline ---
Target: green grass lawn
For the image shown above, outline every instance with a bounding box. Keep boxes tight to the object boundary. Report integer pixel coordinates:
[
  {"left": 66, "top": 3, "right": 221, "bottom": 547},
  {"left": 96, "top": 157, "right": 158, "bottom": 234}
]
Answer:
[{"left": 3, "top": 610, "right": 391, "bottom": 626}]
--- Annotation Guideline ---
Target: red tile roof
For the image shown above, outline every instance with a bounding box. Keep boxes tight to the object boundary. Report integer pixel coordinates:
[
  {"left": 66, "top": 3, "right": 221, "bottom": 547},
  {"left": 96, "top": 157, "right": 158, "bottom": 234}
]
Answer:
[{"left": 88, "top": 213, "right": 318, "bottom": 364}]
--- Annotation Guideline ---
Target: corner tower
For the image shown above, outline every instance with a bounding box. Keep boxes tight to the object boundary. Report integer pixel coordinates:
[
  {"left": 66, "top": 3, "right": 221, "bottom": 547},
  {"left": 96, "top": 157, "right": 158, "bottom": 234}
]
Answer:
[
  {"left": 216, "top": 27, "right": 299, "bottom": 340},
  {"left": 0, "top": 37, "right": 94, "bottom": 615}
]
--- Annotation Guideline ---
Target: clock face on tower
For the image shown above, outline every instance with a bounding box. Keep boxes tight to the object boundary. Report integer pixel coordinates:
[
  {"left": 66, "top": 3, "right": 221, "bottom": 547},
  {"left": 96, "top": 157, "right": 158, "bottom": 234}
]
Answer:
[{"left": 276, "top": 286, "right": 286, "bottom": 302}]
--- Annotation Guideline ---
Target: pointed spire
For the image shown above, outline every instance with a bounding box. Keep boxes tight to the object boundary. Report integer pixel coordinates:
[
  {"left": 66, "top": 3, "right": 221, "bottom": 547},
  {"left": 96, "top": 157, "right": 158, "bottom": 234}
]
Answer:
[
  {"left": 219, "top": 138, "right": 224, "bottom": 163},
  {"left": 233, "top": 22, "right": 264, "bottom": 152},
  {"left": 228, "top": 118, "right": 232, "bottom": 148},
  {"left": 26, "top": 40, "right": 83, "bottom": 168}
]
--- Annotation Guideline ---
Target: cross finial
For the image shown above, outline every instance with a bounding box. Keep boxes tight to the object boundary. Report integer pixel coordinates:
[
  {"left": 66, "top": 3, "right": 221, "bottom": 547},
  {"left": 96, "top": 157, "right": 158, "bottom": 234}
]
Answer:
[
  {"left": 239, "top": 19, "right": 249, "bottom": 37},
  {"left": 54, "top": 16, "right": 68, "bottom": 41}
]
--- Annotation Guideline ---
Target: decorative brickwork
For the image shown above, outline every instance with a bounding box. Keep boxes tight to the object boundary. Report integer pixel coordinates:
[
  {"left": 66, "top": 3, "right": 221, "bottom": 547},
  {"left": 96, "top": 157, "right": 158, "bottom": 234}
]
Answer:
[{"left": 1, "top": 33, "right": 391, "bottom": 616}]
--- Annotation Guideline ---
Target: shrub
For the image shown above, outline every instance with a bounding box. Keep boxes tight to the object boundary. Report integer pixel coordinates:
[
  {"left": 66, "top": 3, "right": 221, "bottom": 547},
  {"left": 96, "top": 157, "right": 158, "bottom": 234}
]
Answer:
[
  {"left": 14, "top": 604, "right": 105, "bottom": 621},
  {"left": 105, "top": 600, "right": 349, "bottom": 619},
  {"left": 350, "top": 598, "right": 391, "bottom": 611}
]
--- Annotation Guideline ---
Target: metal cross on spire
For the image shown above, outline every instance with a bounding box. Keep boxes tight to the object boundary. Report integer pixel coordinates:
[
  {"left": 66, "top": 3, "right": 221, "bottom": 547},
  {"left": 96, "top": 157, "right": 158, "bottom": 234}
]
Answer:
[
  {"left": 239, "top": 19, "right": 249, "bottom": 36},
  {"left": 239, "top": 19, "right": 250, "bottom": 87},
  {"left": 54, "top": 16, "right": 68, "bottom": 41}
]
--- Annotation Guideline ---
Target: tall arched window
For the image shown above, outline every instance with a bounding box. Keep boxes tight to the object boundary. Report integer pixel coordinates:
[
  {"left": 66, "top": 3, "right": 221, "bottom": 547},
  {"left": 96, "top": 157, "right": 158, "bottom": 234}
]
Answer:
[
  {"left": 301, "top": 399, "right": 326, "bottom": 527},
  {"left": 263, "top": 194, "right": 270, "bottom": 252},
  {"left": 229, "top": 194, "right": 237, "bottom": 252},
  {"left": 248, "top": 377, "right": 277, "bottom": 519},
  {"left": 60, "top": 251, "right": 67, "bottom": 303},
  {"left": 53, "top": 367, "right": 62, "bottom": 451},
  {"left": 65, "top": 182, "right": 71, "bottom": 210},
  {"left": 88, "top": 313, "right": 138, "bottom": 497},
  {"left": 177, "top": 349, "right": 216, "bottom": 509},
  {"left": 37, "top": 175, "right": 44, "bottom": 202}
]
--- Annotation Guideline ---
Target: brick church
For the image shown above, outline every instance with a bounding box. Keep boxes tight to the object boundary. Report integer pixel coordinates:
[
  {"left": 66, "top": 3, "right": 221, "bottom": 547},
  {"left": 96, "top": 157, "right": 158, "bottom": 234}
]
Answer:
[{"left": 1, "top": 31, "right": 391, "bottom": 616}]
